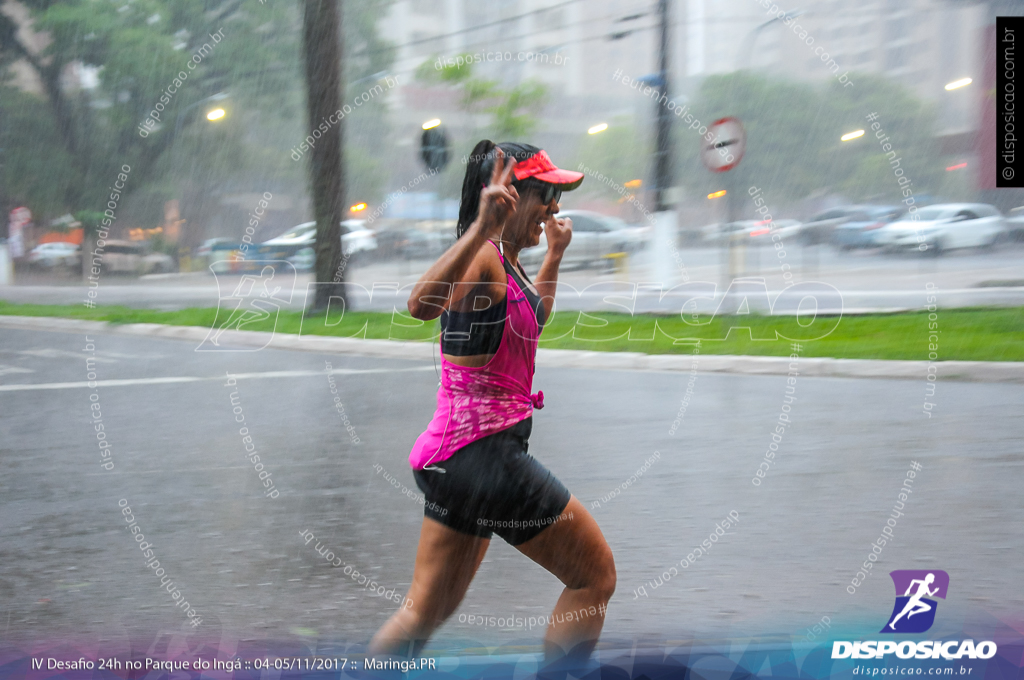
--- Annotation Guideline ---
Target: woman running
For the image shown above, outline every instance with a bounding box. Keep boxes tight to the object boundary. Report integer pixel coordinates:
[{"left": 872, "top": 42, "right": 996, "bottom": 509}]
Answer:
[{"left": 369, "top": 141, "right": 616, "bottom": 665}]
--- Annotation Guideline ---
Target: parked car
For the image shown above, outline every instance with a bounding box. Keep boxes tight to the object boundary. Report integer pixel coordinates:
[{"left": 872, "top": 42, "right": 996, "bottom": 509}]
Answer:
[
  {"left": 285, "top": 247, "right": 315, "bottom": 272},
  {"left": 26, "top": 242, "right": 81, "bottom": 270},
  {"left": 404, "top": 229, "right": 455, "bottom": 259},
  {"left": 195, "top": 238, "right": 235, "bottom": 266},
  {"left": 874, "top": 203, "right": 1006, "bottom": 253},
  {"left": 371, "top": 226, "right": 456, "bottom": 261},
  {"left": 704, "top": 219, "right": 803, "bottom": 246},
  {"left": 341, "top": 220, "right": 378, "bottom": 258},
  {"left": 800, "top": 205, "right": 896, "bottom": 245},
  {"left": 1004, "top": 206, "right": 1024, "bottom": 242},
  {"left": 519, "top": 210, "right": 650, "bottom": 269},
  {"left": 833, "top": 206, "right": 905, "bottom": 249},
  {"left": 700, "top": 222, "right": 739, "bottom": 244},
  {"left": 97, "top": 240, "right": 176, "bottom": 275},
  {"left": 263, "top": 220, "right": 378, "bottom": 260},
  {"left": 746, "top": 219, "right": 804, "bottom": 245},
  {"left": 265, "top": 221, "right": 379, "bottom": 272}
]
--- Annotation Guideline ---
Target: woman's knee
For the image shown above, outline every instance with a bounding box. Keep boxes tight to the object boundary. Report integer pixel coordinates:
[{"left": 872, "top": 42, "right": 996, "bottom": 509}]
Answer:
[
  {"left": 573, "top": 544, "right": 615, "bottom": 600},
  {"left": 593, "top": 550, "right": 616, "bottom": 601}
]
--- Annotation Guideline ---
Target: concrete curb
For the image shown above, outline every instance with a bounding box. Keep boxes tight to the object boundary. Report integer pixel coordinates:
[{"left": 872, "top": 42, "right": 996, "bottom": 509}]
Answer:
[{"left": 2, "top": 314, "right": 1022, "bottom": 383}]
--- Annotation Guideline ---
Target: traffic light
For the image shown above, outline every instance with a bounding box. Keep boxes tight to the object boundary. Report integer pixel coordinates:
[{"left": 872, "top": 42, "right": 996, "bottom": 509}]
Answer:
[{"left": 420, "top": 125, "right": 449, "bottom": 173}]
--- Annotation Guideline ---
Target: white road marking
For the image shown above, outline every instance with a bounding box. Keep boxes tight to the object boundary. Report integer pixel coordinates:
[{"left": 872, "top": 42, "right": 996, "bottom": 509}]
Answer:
[
  {"left": 17, "top": 348, "right": 119, "bottom": 362},
  {"left": 0, "top": 365, "right": 34, "bottom": 376},
  {"left": 0, "top": 365, "right": 435, "bottom": 392}
]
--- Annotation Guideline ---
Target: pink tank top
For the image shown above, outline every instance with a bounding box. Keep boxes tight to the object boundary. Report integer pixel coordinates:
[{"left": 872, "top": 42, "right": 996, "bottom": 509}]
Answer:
[{"left": 409, "top": 241, "right": 545, "bottom": 470}]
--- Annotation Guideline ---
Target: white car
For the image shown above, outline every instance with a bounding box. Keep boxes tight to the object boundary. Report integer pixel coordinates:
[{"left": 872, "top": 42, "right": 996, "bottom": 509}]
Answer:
[
  {"left": 750, "top": 219, "right": 803, "bottom": 244},
  {"left": 264, "top": 220, "right": 378, "bottom": 258},
  {"left": 27, "top": 242, "right": 81, "bottom": 270},
  {"left": 519, "top": 210, "right": 650, "bottom": 269},
  {"left": 99, "top": 240, "right": 176, "bottom": 274},
  {"left": 704, "top": 219, "right": 803, "bottom": 246},
  {"left": 262, "top": 222, "right": 317, "bottom": 247},
  {"left": 195, "top": 237, "right": 235, "bottom": 264},
  {"left": 1005, "top": 206, "right": 1024, "bottom": 242},
  {"left": 874, "top": 203, "right": 1006, "bottom": 253}
]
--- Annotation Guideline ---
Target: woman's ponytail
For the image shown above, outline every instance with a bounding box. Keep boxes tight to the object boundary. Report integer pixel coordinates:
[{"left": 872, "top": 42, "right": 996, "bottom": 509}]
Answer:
[{"left": 457, "top": 139, "right": 495, "bottom": 239}]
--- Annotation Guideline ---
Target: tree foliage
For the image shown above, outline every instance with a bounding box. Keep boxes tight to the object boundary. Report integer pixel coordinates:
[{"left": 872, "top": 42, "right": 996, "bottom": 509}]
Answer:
[
  {"left": 416, "top": 59, "right": 548, "bottom": 139},
  {"left": 0, "top": 0, "right": 395, "bottom": 229}
]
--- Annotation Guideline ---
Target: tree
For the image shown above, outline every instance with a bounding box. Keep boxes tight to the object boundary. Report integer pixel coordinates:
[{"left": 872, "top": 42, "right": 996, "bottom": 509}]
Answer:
[
  {"left": 416, "top": 60, "right": 549, "bottom": 139},
  {"left": 0, "top": 0, "right": 301, "bottom": 210},
  {"left": 301, "top": 0, "right": 344, "bottom": 314},
  {"left": 1, "top": 0, "right": 395, "bottom": 289}
]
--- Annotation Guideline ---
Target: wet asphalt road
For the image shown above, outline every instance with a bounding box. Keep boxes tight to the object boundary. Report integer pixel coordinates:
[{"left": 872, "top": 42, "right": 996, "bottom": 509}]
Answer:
[{"left": 1, "top": 326, "right": 1022, "bottom": 651}]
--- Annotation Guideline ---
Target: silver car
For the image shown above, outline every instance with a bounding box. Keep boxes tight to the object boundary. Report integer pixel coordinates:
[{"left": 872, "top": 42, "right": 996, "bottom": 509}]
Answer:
[
  {"left": 519, "top": 210, "right": 650, "bottom": 270},
  {"left": 874, "top": 203, "right": 1006, "bottom": 254},
  {"left": 94, "top": 240, "right": 175, "bottom": 275},
  {"left": 264, "top": 220, "right": 378, "bottom": 258},
  {"left": 27, "top": 242, "right": 81, "bottom": 270}
]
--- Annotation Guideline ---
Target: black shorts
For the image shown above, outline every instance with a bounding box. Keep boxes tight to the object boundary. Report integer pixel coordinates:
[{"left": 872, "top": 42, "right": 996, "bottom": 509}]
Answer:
[{"left": 413, "top": 417, "right": 572, "bottom": 546}]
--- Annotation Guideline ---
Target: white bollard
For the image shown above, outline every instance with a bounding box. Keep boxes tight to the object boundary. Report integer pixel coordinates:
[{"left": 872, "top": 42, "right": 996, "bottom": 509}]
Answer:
[
  {"left": 0, "top": 243, "right": 12, "bottom": 285},
  {"left": 652, "top": 210, "right": 678, "bottom": 288}
]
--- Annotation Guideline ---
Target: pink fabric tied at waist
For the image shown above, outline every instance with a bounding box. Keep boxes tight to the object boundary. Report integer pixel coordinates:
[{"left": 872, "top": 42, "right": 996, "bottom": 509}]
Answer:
[{"left": 530, "top": 390, "right": 545, "bottom": 409}]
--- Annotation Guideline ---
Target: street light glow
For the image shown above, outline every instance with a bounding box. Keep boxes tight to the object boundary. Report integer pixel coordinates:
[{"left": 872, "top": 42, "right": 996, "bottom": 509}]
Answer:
[
  {"left": 624, "top": 179, "right": 642, "bottom": 188},
  {"left": 206, "top": 108, "right": 225, "bottom": 121},
  {"left": 588, "top": 123, "right": 609, "bottom": 135},
  {"left": 708, "top": 190, "right": 727, "bottom": 199},
  {"left": 841, "top": 129, "right": 864, "bottom": 142},
  {"left": 350, "top": 202, "right": 367, "bottom": 212},
  {"left": 422, "top": 119, "right": 441, "bottom": 130},
  {"left": 945, "top": 78, "right": 973, "bottom": 91}
]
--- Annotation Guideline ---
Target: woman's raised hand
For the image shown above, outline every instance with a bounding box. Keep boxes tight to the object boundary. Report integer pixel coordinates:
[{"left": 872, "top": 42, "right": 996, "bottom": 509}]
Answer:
[
  {"left": 545, "top": 215, "right": 572, "bottom": 257},
  {"left": 475, "top": 149, "right": 519, "bottom": 240}
]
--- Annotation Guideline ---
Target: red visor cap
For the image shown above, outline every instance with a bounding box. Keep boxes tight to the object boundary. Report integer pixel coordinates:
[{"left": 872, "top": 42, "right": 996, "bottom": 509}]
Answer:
[{"left": 512, "top": 150, "right": 584, "bottom": 191}]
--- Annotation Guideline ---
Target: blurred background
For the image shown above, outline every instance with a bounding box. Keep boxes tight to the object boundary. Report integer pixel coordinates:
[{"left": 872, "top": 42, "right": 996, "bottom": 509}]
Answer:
[{"left": 1, "top": 0, "right": 1023, "bottom": 306}]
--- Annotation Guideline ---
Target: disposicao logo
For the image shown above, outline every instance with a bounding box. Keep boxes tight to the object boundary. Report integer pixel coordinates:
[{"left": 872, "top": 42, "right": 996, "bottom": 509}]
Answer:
[
  {"left": 882, "top": 569, "right": 948, "bottom": 633},
  {"left": 832, "top": 570, "right": 997, "bottom": 660}
]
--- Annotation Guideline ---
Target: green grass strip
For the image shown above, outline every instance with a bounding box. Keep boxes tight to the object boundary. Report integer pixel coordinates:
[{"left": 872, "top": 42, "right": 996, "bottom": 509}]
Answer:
[{"left": 1, "top": 301, "right": 1021, "bottom": 362}]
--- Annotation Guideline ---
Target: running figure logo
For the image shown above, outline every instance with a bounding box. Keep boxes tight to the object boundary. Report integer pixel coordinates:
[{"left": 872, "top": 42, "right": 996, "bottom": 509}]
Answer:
[
  {"left": 197, "top": 261, "right": 296, "bottom": 352},
  {"left": 881, "top": 570, "right": 949, "bottom": 633}
]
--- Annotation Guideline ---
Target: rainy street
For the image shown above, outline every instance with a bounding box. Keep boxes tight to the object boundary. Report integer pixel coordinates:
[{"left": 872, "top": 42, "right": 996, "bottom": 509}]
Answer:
[{"left": 2, "top": 325, "right": 1021, "bottom": 648}]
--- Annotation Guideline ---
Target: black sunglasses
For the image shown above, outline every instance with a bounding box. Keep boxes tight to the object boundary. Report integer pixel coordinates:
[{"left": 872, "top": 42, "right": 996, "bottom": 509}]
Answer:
[{"left": 515, "top": 179, "right": 561, "bottom": 205}]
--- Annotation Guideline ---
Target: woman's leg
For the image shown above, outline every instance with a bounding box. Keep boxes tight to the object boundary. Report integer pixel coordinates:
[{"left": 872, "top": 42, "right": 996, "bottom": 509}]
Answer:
[
  {"left": 513, "top": 495, "right": 616, "bottom": 665},
  {"left": 369, "top": 517, "right": 490, "bottom": 656}
]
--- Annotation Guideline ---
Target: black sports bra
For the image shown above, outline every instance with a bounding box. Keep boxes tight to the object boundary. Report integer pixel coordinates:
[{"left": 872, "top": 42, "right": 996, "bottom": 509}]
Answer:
[{"left": 439, "top": 258, "right": 547, "bottom": 356}]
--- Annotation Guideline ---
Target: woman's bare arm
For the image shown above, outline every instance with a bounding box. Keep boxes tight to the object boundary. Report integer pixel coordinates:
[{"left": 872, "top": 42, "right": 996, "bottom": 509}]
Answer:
[
  {"left": 534, "top": 216, "right": 572, "bottom": 319},
  {"left": 407, "top": 151, "right": 519, "bottom": 320}
]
